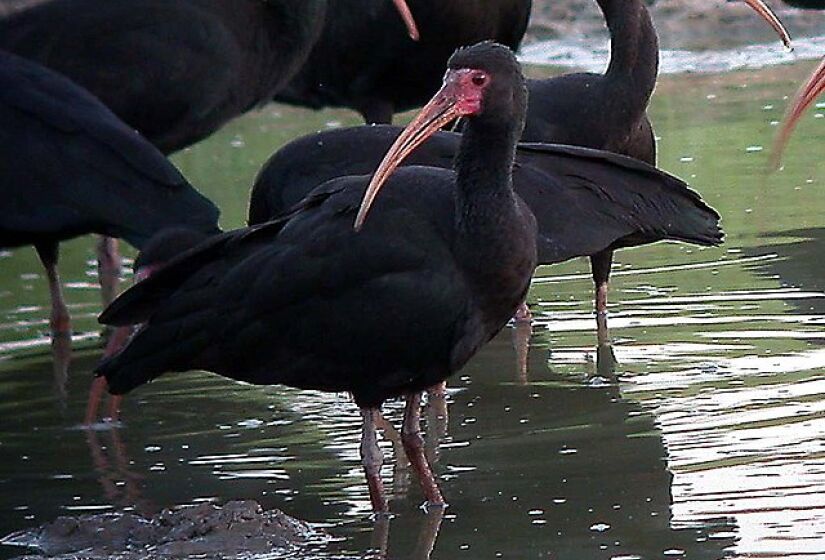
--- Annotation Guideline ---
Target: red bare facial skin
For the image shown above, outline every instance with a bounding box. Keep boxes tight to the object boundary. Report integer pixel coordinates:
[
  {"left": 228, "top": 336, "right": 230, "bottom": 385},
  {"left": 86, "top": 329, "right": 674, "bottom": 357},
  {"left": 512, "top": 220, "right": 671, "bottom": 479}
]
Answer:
[{"left": 447, "top": 68, "right": 488, "bottom": 115}]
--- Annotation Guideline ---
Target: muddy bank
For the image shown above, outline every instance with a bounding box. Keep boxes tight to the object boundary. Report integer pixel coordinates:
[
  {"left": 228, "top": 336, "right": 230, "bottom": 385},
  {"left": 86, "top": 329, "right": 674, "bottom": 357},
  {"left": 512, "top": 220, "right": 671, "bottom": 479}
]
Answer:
[
  {"left": 1, "top": 501, "right": 325, "bottom": 559},
  {"left": 530, "top": 0, "right": 825, "bottom": 49}
]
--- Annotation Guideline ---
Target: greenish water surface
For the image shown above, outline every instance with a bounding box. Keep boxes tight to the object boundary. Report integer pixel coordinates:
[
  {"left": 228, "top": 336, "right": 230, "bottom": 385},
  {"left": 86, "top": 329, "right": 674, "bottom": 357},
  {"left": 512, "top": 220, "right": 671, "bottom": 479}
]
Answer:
[{"left": 0, "top": 60, "right": 823, "bottom": 559}]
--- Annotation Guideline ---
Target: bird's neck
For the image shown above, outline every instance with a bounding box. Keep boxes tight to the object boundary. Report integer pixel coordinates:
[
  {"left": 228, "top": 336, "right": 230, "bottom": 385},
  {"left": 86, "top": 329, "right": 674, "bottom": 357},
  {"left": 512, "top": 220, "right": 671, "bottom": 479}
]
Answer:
[
  {"left": 452, "top": 117, "right": 536, "bottom": 329},
  {"left": 600, "top": 0, "right": 659, "bottom": 116},
  {"left": 454, "top": 120, "right": 520, "bottom": 232}
]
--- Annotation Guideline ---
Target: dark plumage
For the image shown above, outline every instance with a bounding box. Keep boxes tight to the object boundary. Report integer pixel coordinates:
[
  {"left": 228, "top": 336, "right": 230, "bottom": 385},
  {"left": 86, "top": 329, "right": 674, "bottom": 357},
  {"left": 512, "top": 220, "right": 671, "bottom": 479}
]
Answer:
[
  {"left": 0, "top": 49, "right": 220, "bottom": 335},
  {"left": 274, "top": 0, "right": 532, "bottom": 123},
  {"left": 0, "top": 0, "right": 327, "bottom": 154},
  {"left": 98, "top": 42, "right": 537, "bottom": 512},
  {"left": 522, "top": 0, "right": 657, "bottom": 162},
  {"left": 250, "top": 125, "right": 722, "bottom": 277}
]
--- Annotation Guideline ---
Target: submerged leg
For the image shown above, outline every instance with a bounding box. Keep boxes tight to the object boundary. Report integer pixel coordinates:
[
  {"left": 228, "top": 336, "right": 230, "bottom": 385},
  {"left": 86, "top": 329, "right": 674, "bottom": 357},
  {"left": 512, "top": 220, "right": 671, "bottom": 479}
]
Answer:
[
  {"left": 514, "top": 300, "right": 532, "bottom": 323},
  {"left": 97, "top": 236, "right": 121, "bottom": 308},
  {"left": 361, "top": 407, "right": 388, "bottom": 513},
  {"left": 35, "top": 243, "right": 71, "bottom": 336},
  {"left": 402, "top": 393, "right": 444, "bottom": 507}
]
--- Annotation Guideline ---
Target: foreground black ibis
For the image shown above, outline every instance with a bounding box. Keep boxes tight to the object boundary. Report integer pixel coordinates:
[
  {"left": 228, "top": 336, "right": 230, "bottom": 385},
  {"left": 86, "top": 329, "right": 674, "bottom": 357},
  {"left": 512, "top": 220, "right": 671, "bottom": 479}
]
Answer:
[
  {"left": 274, "top": 0, "right": 532, "bottom": 123},
  {"left": 97, "top": 42, "right": 537, "bottom": 512},
  {"left": 0, "top": 49, "right": 220, "bottom": 344}
]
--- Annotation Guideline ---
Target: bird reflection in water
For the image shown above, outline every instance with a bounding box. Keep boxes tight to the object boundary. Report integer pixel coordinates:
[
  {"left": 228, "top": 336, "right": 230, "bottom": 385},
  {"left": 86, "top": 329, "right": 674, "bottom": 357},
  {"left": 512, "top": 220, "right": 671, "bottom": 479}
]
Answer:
[{"left": 83, "top": 426, "right": 154, "bottom": 516}]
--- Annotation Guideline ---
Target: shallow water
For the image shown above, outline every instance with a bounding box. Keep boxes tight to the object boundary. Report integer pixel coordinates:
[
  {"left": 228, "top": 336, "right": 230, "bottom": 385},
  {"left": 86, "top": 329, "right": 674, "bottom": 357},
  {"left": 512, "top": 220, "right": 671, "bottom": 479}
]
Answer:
[{"left": 0, "top": 60, "right": 824, "bottom": 559}]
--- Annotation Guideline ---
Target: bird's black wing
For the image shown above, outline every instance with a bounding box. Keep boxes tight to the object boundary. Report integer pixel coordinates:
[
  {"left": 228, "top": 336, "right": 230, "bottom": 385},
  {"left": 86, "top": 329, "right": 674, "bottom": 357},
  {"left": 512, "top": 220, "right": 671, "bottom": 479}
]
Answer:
[
  {"left": 97, "top": 168, "right": 471, "bottom": 407},
  {"left": 513, "top": 143, "right": 724, "bottom": 263},
  {"left": 0, "top": 50, "right": 220, "bottom": 248},
  {"left": 249, "top": 125, "right": 721, "bottom": 268}
]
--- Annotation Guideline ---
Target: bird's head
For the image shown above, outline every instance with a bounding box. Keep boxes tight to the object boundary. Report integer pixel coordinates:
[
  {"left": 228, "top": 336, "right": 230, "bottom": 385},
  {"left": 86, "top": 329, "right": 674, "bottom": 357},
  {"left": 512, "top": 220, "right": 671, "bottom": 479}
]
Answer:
[{"left": 354, "top": 41, "right": 526, "bottom": 229}]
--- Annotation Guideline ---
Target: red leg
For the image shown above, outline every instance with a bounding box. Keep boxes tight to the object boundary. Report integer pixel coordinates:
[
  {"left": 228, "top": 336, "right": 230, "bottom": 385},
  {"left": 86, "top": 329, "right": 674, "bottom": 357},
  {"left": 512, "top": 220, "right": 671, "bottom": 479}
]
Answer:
[
  {"left": 108, "top": 395, "right": 123, "bottom": 423},
  {"left": 361, "top": 407, "right": 388, "bottom": 513},
  {"left": 39, "top": 254, "right": 71, "bottom": 336},
  {"left": 97, "top": 236, "right": 121, "bottom": 308},
  {"left": 513, "top": 301, "right": 532, "bottom": 324},
  {"left": 84, "top": 377, "right": 108, "bottom": 425},
  {"left": 402, "top": 393, "right": 444, "bottom": 507},
  {"left": 591, "top": 250, "right": 613, "bottom": 343}
]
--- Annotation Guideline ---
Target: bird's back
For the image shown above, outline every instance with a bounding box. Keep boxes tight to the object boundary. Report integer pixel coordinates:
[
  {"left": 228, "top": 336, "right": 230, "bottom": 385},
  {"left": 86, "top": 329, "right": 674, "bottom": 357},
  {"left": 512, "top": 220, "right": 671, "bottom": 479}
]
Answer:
[
  {"left": 0, "top": 50, "right": 220, "bottom": 249},
  {"left": 0, "top": 0, "right": 325, "bottom": 153}
]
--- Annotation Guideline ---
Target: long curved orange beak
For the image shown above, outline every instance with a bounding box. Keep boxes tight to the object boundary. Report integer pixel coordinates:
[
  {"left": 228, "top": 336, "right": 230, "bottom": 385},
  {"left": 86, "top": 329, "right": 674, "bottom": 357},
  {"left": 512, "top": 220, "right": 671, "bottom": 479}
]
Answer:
[
  {"left": 354, "top": 70, "right": 476, "bottom": 230},
  {"left": 771, "top": 56, "right": 825, "bottom": 168},
  {"left": 392, "top": 0, "right": 419, "bottom": 41},
  {"left": 743, "top": 0, "right": 793, "bottom": 49}
]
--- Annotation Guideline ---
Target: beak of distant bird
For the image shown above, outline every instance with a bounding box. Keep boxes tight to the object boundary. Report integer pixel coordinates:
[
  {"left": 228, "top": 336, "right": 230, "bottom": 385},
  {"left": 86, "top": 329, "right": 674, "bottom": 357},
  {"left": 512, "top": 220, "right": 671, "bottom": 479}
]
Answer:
[
  {"left": 743, "top": 0, "right": 793, "bottom": 49},
  {"left": 771, "top": 56, "right": 825, "bottom": 168},
  {"left": 393, "top": 0, "right": 420, "bottom": 41},
  {"left": 354, "top": 67, "right": 488, "bottom": 229}
]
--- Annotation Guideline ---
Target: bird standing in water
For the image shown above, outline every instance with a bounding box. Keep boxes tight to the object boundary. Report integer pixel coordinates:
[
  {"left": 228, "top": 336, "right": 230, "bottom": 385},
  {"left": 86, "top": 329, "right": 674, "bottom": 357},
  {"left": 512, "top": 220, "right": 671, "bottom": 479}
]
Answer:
[{"left": 97, "top": 42, "right": 537, "bottom": 512}]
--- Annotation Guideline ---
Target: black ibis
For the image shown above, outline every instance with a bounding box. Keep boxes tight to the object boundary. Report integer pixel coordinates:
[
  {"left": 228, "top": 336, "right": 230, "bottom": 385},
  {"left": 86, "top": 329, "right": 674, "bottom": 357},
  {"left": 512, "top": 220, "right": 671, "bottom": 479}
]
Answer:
[
  {"left": 273, "top": 0, "right": 532, "bottom": 123},
  {"left": 0, "top": 1, "right": 413, "bottom": 304},
  {"left": 516, "top": 0, "right": 786, "bottom": 338},
  {"left": 0, "top": 0, "right": 333, "bottom": 154},
  {"left": 0, "top": 49, "right": 219, "bottom": 363},
  {"left": 249, "top": 126, "right": 723, "bottom": 378},
  {"left": 97, "top": 42, "right": 538, "bottom": 512}
]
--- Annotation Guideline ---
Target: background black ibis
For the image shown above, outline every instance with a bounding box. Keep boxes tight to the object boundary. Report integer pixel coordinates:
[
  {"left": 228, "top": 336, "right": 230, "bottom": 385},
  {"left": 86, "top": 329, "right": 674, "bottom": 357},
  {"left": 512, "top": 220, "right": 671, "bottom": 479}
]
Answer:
[
  {"left": 273, "top": 0, "right": 532, "bottom": 123},
  {"left": 0, "top": 0, "right": 331, "bottom": 154},
  {"left": 249, "top": 124, "right": 723, "bottom": 377},
  {"left": 0, "top": 0, "right": 413, "bottom": 305},
  {"left": 514, "top": 0, "right": 785, "bottom": 340},
  {"left": 0, "top": 50, "right": 220, "bottom": 341},
  {"left": 97, "top": 42, "right": 538, "bottom": 513}
]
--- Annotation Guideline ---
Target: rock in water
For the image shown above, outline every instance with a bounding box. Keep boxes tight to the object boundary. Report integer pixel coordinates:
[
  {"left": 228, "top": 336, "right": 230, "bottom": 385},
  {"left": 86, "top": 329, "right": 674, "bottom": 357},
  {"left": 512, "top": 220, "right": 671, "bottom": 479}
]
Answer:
[{"left": 1, "top": 500, "right": 324, "bottom": 559}]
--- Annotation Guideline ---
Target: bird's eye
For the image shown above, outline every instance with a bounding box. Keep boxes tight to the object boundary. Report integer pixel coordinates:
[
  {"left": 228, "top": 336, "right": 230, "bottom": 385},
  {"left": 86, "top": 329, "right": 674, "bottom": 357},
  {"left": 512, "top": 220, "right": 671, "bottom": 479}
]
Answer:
[{"left": 472, "top": 72, "right": 488, "bottom": 87}]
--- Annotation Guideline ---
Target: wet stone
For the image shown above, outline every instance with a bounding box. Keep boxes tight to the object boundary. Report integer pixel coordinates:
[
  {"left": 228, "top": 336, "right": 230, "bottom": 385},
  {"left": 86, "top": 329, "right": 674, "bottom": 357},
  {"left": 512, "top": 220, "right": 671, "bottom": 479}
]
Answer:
[{"left": 1, "top": 500, "right": 323, "bottom": 559}]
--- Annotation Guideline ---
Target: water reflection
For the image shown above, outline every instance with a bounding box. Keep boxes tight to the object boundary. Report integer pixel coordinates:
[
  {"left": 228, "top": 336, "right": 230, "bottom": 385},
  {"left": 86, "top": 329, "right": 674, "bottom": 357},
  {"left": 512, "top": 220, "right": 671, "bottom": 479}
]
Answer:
[{"left": 0, "top": 329, "right": 742, "bottom": 560}]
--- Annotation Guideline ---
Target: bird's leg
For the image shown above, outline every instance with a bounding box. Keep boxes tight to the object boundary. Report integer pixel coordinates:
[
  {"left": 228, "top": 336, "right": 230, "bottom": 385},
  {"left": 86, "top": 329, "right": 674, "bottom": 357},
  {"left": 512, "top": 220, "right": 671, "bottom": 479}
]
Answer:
[
  {"left": 591, "top": 249, "right": 613, "bottom": 340},
  {"left": 590, "top": 250, "right": 617, "bottom": 376},
  {"left": 424, "top": 383, "right": 448, "bottom": 465},
  {"left": 35, "top": 243, "right": 71, "bottom": 337},
  {"left": 512, "top": 313, "right": 532, "bottom": 385},
  {"left": 361, "top": 407, "right": 388, "bottom": 513},
  {"left": 375, "top": 412, "right": 410, "bottom": 497},
  {"left": 97, "top": 236, "right": 121, "bottom": 308},
  {"left": 84, "top": 377, "right": 108, "bottom": 425},
  {"left": 514, "top": 300, "right": 532, "bottom": 323},
  {"left": 402, "top": 393, "right": 444, "bottom": 507},
  {"left": 108, "top": 395, "right": 123, "bottom": 423},
  {"left": 51, "top": 330, "right": 72, "bottom": 412}
]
